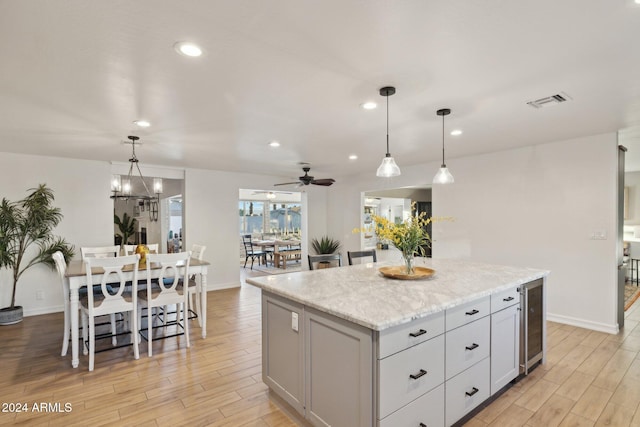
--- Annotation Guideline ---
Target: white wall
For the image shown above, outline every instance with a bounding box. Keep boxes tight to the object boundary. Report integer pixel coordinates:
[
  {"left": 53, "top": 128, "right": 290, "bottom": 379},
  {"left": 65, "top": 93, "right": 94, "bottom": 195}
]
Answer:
[
  {"left": 433, "top": 133, "right": 618, "bottom": 333},
  {"left": 0, "top": 153, "right": 113, "bottom": 315},
  {"left": 327, "top": 133, "right": 620, "bottom": 333}
]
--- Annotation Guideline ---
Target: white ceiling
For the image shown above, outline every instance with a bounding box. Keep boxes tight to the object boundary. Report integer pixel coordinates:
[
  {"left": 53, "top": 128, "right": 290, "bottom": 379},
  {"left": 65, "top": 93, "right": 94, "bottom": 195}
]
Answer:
[{"left": 2, "top": 1, "right": 640, "bottom": 180}]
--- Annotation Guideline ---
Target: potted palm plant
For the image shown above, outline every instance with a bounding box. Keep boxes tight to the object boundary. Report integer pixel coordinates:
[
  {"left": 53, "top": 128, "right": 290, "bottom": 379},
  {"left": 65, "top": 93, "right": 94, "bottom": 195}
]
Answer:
[
  {"left": 0, "top": 184, "right": 74, "bottom": 325},
  {"left": 114, "top": 212, "right": 136, "bottom": 245}
]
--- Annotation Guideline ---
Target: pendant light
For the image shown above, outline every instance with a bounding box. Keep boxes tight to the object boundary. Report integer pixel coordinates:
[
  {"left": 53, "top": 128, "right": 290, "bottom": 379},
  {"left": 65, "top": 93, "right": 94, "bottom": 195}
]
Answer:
[
  {"left": 376, "top": 86, "right": 401, "bottom": 177},
  {"left": 433, "top": 108, "right": 454, "bottom": 184}
]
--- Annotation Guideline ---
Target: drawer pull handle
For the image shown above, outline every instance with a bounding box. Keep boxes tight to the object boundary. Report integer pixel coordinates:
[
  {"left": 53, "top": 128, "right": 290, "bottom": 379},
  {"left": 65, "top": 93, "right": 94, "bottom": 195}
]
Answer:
[
  {"left": 465, "top": 309, "right": 479, "bottom": 316},
  {"left": 409, "top": 329, "right": 427, "bottom": 337},
  {"left": 503, "top": 296, "right": 515, "bottom": 302},
  {"left": 409, "top": 369, "right": 427, "bottom": 380},
  {"left": 465, "top": 343, "right": 479, "bottom": 351},
  {"left": 465, "top": 387, "right": 479, "bottom": 397},
  {"left": 419, "top": 424, "right": 427, "bottom": 427}
]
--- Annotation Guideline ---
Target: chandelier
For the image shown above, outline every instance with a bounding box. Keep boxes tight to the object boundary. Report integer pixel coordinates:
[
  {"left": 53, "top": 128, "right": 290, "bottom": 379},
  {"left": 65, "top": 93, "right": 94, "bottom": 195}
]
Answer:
[{"left": 110, "top": 135, "right": 163, "bottom": 221}]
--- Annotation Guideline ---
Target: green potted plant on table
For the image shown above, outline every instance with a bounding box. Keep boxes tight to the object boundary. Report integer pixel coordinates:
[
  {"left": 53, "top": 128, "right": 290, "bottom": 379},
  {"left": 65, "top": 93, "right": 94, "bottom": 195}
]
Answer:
[
  {"left": 0, "top": 184, "right": 74, "bottom": 325},
  {"left": 310, "top": 236, "right": 341, "bottom": 269}
]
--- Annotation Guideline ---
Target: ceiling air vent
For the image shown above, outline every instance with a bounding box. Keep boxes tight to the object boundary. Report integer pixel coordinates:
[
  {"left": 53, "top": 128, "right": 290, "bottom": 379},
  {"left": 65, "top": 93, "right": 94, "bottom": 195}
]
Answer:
[{"left": 526, "top": 92, "right": 572, "bottom": 109}]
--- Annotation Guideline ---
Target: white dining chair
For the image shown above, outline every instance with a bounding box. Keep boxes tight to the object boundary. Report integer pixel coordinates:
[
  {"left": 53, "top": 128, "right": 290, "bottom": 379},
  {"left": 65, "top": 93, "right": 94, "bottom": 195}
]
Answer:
[
  {"left": 80, "top": 254, "right": 140, "bottom": 371},
  {"left": 124, "top": 243, "right": 159, "bottom": 255},
  {"left": 138, "top": 251, "right": 193, "bottom": 357},
  {"left": 80, "top": 246, "right": 120, "bottom": 348},
  {"left": 123, "top": 244, "right": 136, "bottom": 256},
  {"left": 53, "top": 251, "right": 71, "bottom": 357},
  {"left": 188, "top": 244, "right": 206, "bottom": 326},
  {"left": 81, "top": 245, "right": 120, "bottom": 259}
]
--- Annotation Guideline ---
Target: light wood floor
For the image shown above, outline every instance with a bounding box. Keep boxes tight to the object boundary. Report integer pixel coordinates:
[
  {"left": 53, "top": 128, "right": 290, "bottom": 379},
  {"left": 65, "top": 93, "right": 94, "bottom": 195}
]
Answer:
[{"left": 1, "top": 272, "right": 640, "bottom": 426}]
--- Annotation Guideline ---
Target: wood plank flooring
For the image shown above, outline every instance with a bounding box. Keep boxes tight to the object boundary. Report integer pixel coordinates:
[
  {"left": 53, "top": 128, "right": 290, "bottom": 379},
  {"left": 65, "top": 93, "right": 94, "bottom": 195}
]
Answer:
[
  {"left": 1, "top": 271, "right": 640, "bottom": 426},
  {"left": 468, "top": 295, "right": 640, "bottom": 427}
]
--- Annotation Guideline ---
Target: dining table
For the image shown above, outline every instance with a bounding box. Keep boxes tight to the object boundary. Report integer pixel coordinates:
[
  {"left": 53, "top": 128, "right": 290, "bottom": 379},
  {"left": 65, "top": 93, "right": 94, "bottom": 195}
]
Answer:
[
  {"left": 252, "top": 239, "right": 301, "bottom": 269},
  {"left": 64, "top": 258, "right": 210, "bottom": 368}
]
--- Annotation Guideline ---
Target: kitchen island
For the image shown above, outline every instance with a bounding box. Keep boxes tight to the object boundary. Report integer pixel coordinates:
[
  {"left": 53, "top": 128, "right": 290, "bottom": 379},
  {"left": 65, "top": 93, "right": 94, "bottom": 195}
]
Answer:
[{"left": 246, "top": 258, "right": 549, "bottom": 427}]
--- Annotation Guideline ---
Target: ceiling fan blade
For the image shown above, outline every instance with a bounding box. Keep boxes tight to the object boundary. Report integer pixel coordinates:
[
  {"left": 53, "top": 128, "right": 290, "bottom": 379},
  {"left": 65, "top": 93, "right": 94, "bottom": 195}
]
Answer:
[
  {"left": 311, "top": 179, "right": 335, "bottom": 186},
  {"left": 274, "top": 182, "right": 301, "bottom": 186}
]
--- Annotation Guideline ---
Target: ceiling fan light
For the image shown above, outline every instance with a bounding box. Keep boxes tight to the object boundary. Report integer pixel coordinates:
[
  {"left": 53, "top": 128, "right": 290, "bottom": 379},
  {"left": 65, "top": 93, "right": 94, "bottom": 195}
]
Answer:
[
  {"left": 433, "top": 166, "right": 455, "bottom": 184},
  {"left": 376, "top": 156, "right": 401, "bottom": 177}
]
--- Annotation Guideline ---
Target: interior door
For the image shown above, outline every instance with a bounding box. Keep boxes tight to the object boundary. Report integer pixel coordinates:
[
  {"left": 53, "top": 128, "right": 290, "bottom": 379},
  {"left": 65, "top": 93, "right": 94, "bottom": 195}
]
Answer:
[{"left": 618, "top": 145, "right": 627, "bottom": 328}]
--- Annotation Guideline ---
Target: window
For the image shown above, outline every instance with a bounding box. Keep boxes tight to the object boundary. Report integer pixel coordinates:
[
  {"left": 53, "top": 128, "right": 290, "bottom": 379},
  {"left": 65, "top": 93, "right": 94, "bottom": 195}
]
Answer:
[
  {"left": 239, "top": 201, "right": 265, "bottom": 234},
  {"left": 239, "top": 200, "right": 301, "bottom": 235},
  {"left": 268, "top": 203, "right": 301, "bottom": 234}
]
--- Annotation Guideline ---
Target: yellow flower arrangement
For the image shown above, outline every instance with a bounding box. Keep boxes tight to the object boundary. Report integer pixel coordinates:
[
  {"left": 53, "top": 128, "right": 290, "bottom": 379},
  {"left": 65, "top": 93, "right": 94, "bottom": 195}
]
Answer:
[{"left": 354, "top": 203, "right": 450, "bottom": 275}]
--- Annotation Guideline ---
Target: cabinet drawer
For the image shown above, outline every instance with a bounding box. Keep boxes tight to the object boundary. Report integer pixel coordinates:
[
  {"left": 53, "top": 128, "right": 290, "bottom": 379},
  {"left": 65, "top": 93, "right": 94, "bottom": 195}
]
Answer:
[
  {"left": 445, "top": 296, "right": 490, "bottom": 331},
  {"left": 379, "top": 383, "right": 444, "bottom": 427},
  {"left": 379, "top": 311, "right": 444, "bottom": 359},
  {"left": 445, "top": 316, "right": 490, "bottom": 379},
  {"left": 445, "top": 357, "right": 490, "bottom": 426},
  {"left": 379, "top": 334, "right": 445, "bottom": 419},
  {"left": 491, "top": 287, "right": 519, "bottom": 313}
]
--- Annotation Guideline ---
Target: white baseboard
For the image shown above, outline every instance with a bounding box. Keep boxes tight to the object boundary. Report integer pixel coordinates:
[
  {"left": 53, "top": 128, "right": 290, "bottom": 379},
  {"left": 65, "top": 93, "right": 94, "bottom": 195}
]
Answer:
[
  {"left": 547, "top": 312, "right": 619, "bottom": 335},
  {"left": 24, "top": 305, "right": 63, "bottom": 317},
  {"left": 206, "top": 282, "right": 240, "bottom": 291}
]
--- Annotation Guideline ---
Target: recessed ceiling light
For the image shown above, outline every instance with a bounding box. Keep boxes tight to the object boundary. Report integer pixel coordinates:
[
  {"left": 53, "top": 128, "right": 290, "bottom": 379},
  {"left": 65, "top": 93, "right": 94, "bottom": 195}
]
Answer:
[
  {"left": 174, "top": 42, "right": 203, "bottom": 57},
  {"left": 133, "top": 120, "right": 151, "bottom": 128},
  {"left": 361, "top": 102, "right": 377, "bottom": 110},
  {"left": 349, "top": 154, "right": 358, "bottom": 160},
  {"left": 268, "top": 141, "right": 280, "bottom": 148},
  {"left": 450, "top": 129, "right": 463, "bottom": 136}
]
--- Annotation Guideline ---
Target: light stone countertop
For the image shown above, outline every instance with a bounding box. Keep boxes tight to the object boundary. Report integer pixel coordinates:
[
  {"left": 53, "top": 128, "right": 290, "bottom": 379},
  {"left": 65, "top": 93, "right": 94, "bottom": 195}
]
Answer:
[{"left": 246, "top": 258, "right": 549, "bottom": 331}]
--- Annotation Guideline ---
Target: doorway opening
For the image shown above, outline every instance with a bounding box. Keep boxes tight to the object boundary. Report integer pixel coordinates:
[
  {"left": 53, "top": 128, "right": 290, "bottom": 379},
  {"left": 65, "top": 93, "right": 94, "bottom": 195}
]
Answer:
[
  {"left": 361, "top": 186, "right": 432, "bottom": 263},
  {"left": 238, "top": 189, "right": 303, "bottom": 274},
  {"left": 113, "top": 177, "right": 184, "bottom": 253}
]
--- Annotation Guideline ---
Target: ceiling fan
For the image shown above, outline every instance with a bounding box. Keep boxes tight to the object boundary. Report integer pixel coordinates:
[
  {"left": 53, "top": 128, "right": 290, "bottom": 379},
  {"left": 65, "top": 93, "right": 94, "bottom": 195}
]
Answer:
[{"left": 274, "top": 166, "right": 335, "bottom": 187}]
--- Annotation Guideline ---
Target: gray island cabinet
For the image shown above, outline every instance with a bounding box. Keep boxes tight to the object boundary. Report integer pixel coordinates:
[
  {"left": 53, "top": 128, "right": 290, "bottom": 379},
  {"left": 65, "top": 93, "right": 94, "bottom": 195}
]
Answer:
[{"left": 246, "top": 259, "right": 548, "bottom": 427}]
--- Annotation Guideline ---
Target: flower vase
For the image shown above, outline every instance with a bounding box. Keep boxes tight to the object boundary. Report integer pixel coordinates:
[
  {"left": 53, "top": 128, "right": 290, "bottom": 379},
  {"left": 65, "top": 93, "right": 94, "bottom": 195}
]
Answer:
[{"left": 402, "top": 252, "right": 415, "bottom": 275}]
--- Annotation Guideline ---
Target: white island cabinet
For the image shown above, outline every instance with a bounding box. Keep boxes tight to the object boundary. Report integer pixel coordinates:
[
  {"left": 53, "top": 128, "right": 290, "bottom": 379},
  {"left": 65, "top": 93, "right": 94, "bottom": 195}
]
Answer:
[{"left": 247, "top": 259, "right": 548, "bottom": 427}]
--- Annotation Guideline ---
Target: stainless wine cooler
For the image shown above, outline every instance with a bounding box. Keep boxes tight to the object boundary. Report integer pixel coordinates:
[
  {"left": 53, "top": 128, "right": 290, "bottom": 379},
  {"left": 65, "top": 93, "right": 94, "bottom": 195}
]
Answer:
[{"left": 519, "top": 278, "right": 544, "bottom": 375}]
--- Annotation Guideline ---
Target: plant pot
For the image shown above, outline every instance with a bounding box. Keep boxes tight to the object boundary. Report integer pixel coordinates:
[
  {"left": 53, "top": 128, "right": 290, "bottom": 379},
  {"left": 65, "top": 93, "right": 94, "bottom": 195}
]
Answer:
[
  {"left": 318, "top": 261, "right": 332, "bottom": 269},
  {"left": 0, "top": 306, "right": 23, "bottom": 325}
]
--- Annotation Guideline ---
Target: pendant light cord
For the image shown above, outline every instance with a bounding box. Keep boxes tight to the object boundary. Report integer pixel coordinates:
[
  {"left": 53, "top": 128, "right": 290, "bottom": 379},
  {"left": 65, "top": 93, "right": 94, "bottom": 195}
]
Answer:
[
  {"left": 386, "top": 93, "right": 390, "bottom": 156},
  {"left": 441, "top": 113, "right": 445, "bottom": 167}
]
